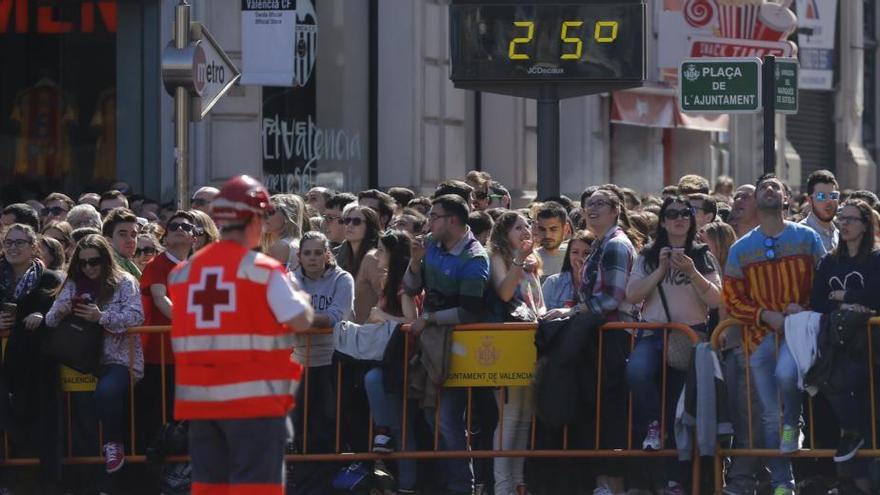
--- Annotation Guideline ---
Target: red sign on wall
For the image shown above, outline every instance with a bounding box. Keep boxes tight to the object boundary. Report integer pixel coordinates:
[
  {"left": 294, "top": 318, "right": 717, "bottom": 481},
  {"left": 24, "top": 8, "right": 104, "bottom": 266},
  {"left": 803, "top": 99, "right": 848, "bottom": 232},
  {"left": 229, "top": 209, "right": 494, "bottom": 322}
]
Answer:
[{"left": 0, "top": 0, "right": 117, "bottom": 34}]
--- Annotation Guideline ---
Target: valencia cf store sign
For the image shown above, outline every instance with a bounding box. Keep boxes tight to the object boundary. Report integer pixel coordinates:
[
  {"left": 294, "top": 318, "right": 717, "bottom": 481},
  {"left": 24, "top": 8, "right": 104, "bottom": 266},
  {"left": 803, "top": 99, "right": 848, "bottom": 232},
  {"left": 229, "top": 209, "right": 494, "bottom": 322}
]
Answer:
[{"left": 0, "top": 0, "right": 117, "bottom": 34}]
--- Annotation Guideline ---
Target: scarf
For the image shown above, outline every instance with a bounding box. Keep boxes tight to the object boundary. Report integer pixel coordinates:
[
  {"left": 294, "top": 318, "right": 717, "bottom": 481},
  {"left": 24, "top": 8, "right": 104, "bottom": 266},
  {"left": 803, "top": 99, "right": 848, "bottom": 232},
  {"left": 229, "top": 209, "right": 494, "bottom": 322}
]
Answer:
[{"left": 0, "top": 257, "right": 44, "bottom": 303}]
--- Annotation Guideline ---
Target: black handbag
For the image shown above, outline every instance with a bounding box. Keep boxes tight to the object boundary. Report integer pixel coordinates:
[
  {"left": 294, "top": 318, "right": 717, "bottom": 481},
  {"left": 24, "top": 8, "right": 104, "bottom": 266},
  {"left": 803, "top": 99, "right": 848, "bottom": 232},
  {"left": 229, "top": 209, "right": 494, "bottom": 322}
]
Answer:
[{"left": 42, "top": 315, "right": 104, "bottom": 374}]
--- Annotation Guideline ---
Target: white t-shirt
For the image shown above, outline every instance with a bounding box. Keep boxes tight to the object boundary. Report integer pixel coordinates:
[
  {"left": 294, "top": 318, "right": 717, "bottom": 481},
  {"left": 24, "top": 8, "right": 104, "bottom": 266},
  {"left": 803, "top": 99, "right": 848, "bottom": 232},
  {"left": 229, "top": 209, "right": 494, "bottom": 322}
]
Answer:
[
  {"left": 267, "top": 270, "right": 309, "bottom": 326},
  {"left": 627, "top": 251, "right": 721, "bottom": 327}
]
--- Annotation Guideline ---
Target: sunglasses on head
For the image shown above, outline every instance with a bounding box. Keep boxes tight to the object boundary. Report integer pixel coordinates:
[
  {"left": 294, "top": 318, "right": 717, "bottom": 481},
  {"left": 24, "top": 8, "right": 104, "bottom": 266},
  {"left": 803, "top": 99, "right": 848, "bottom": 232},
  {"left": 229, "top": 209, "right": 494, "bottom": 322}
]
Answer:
[
  {"left": 79, "top": 257, "right": 103, "bottom": 268},
  {"left": 135, "top": 247, "right": 158, "bottom": 257},
  {"left": 663, "top": 208, "right": 693, "bottom": 221},
  {"left": 343, "top": 217, "right": 363, "bottom": 226},
  {"left": 815, "top": 191, "right": 840, "bottom": 202}
]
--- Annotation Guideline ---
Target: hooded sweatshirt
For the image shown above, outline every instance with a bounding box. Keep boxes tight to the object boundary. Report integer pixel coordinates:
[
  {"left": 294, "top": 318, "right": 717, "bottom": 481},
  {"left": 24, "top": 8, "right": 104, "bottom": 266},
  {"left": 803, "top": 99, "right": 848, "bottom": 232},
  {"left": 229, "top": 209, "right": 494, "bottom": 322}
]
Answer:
[{"left": 292, "top": 265, "right": 355, "bottom": 367}]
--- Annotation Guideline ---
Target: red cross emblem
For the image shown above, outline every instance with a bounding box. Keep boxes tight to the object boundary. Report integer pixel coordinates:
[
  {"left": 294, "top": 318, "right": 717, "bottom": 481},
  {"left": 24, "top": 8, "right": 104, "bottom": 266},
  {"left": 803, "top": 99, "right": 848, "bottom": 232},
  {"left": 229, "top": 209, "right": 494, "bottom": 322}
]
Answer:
[{"left": 187, "top": 267, "right": 236, "bottom": 328}]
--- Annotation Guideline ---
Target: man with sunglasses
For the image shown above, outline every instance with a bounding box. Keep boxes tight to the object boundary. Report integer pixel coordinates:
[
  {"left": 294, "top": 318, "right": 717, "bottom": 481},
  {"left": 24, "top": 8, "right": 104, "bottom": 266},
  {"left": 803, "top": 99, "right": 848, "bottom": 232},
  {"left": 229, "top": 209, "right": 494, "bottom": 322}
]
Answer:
[
  {"left": 800, "top": 170, "right": 840, "bottom": 255},
  {"left": 170, "top": 175, "right": 313, "bottom": 495},
  {"left": 322, "top": 193, "right": 356, "bottom": 251},
  {"left": 723, "top": 173, "right": 824, "bottom": 495},
  {"left": 42, "top": 192, "right": 74, "bottom": 222},
  {"left": 102, "top": 208, "right": 141, "bottom": 278},
  {"left": 137, "top": 210, "right": 197, "bottom": 453},
  {"left": 191, "top": 186, "right": 220, "bottom": 213}
]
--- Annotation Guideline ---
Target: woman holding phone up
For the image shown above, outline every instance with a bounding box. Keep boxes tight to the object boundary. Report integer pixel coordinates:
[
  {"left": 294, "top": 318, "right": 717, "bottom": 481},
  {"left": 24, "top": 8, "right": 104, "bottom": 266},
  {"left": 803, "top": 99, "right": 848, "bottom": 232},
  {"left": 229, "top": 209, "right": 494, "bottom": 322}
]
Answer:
[{"left": 46, "top": 234, "right": 144, "bottom": 475}]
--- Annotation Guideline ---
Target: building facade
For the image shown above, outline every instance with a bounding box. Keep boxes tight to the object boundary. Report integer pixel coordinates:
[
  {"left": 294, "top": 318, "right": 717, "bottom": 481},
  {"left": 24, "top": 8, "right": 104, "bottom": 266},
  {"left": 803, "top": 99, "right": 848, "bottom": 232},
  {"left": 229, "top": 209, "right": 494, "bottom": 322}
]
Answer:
[{"left": 0, "top": 0, "right": 874, "bottom": 205}]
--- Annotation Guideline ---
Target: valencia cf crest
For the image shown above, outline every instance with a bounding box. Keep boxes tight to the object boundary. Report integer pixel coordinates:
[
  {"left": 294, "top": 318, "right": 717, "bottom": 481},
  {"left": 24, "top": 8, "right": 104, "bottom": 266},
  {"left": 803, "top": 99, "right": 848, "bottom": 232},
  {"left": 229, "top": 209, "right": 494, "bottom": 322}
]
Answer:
[{"left": 294, "top": 1, "right": 318, "bottom": 88}]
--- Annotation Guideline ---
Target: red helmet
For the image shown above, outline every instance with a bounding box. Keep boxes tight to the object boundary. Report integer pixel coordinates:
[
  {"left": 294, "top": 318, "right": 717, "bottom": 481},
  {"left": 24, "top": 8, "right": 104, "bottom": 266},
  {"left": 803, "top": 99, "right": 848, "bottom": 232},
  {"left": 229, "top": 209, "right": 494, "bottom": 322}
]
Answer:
[{"left": 210, "top": 175, "right": 274, "bottom": 223}]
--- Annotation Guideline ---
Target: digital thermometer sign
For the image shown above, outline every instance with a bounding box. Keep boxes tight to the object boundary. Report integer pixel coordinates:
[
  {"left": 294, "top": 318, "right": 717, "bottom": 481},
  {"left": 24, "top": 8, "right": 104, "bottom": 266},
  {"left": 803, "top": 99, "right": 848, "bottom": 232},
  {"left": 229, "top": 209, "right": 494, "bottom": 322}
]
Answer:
[{"left": 450, "top": 2, "right": 645, "bottom": 87}]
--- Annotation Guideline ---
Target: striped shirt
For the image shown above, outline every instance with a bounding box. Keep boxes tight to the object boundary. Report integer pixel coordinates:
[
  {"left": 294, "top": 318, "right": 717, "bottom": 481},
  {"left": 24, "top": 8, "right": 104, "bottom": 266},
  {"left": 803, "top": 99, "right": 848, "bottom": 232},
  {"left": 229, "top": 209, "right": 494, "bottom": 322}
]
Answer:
[
  {"left": 723, "top": 221, "right": 824, "bottom": 348},
  {"left": 404, "top": 228, "right": 489, "bottom": 325}
]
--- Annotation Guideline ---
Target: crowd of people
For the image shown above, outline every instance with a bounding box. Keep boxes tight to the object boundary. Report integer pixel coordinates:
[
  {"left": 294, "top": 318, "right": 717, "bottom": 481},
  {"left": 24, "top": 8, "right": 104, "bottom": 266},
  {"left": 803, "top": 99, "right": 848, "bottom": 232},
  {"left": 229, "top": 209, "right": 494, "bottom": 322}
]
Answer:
[{"left": 0, "top": 168, "right": 879, "bottom": 495}]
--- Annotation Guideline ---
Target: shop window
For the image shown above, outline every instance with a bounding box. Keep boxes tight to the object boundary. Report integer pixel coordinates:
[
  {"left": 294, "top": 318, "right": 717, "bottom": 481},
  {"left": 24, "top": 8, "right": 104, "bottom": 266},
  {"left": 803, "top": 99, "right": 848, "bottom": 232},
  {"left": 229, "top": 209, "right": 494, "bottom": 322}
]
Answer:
[{"left": 0, "top": 0, "right": 117, "bottom": 204}]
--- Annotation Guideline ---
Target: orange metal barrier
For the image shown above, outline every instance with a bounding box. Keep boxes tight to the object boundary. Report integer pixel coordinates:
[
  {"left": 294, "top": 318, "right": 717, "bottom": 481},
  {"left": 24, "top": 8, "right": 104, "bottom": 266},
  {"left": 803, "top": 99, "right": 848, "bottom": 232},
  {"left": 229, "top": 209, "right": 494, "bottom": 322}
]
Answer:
[
  {"left": 710, "top": 317, "right": 880, "bottom": 495},
  {"left": 2, "top": 321, "right": 708, "bottom": 493}
]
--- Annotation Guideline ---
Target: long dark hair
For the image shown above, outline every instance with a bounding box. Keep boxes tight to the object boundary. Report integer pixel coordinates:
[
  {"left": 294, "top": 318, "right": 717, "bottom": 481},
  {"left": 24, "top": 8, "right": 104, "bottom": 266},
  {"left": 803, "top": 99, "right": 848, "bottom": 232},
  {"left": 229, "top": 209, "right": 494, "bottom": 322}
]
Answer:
[
  {"left": 641, "top": 196, "right": 700, "bottom": 272},
  {"left": 337, "top": 205, "right": 380, "bottom": 278},
  {"left": 62, "top": 234, "right": 125, "bottom": 306},
  {"left": 832, "top": 199, "right": 877, "bottom": 263},
  {"left": 379, "top": 230, "right": 412, "bottom": 317},
  {"left": 560, "top": 230, "right": 596, "bottom": 274}
]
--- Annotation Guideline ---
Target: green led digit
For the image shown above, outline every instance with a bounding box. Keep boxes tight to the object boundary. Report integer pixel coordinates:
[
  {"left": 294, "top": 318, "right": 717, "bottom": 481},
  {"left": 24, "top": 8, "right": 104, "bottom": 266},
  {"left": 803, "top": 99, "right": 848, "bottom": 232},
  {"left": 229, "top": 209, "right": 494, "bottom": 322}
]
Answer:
[
  {"left": 508, "top": 21, "right": 535, "bottom": 60},
  {"left": 560, "top": 20, "right": 584, "bottom": 60},
  {"left": 594, "top": 21, "right": 619, "bottom": 43}
]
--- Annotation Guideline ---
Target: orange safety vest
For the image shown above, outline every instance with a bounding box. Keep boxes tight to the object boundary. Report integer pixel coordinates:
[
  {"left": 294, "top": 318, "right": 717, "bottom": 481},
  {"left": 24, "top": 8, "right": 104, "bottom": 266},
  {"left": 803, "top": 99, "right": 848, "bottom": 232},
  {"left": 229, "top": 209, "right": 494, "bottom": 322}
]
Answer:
[{"left": 169, "top": 241, "right": 302, "bottom": 420}]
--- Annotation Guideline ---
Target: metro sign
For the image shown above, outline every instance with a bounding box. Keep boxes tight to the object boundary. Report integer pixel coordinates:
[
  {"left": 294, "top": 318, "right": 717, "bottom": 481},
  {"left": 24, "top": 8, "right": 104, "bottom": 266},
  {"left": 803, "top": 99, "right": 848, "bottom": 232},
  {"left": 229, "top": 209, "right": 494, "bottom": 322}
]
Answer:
[
  {"left": 0, "top": 0, "right": 117, "bottom": 34},
  {"left": 191, "top": 22, "right": 241, "bottom": 121}
]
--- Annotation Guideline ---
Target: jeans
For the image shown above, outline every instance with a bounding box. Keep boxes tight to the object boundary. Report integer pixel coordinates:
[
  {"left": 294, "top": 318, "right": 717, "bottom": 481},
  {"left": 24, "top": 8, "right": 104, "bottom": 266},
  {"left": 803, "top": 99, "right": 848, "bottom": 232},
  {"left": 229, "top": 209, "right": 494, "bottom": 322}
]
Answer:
[
  {"left": 95, "top": 364, "right": 131, "bottom": 444},
  {"left": 364, "top": 367, "right": 417, "bottom": 490},
  {"left": 625, "top": 334, "right": 687, "bottom": 484},
  {"left": 424, "top": 387, "right": 472, "bottom": 493},
  {"left": 493, "top": 385, "right": 534, "bottom": 495},
  {"left": 749, "top": 333, "right": 797, "bottom": 488},
  {"left": 721, "top": 346, "right": 762, "bottom": 488},
  {"left": 626, "top": 334, "right": 686, "bottom": 431}
]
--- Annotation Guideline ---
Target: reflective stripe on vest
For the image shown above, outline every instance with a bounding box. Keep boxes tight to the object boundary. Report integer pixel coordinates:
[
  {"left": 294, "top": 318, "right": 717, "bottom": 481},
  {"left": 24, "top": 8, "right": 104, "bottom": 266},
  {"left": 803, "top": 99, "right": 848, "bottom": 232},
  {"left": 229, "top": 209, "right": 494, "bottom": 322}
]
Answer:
[
  {"left": 176, "top": 379, "right": 294, "bottom": 402},
  {"left": 172, "top": 334, "right": 296, "bottom": 353}
]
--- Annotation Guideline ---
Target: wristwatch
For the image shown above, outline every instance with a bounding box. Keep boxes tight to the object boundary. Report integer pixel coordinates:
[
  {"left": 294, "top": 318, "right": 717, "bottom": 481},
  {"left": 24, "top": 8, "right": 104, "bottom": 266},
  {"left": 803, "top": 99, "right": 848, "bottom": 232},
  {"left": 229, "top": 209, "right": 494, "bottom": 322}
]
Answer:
[{"left": 421, "top": 311, "right": 433, "bottom": 323}]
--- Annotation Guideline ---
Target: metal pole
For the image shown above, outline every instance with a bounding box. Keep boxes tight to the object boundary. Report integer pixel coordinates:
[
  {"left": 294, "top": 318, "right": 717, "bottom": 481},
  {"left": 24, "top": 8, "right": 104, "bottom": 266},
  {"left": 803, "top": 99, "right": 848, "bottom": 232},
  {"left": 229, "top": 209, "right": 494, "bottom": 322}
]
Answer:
[
  {"left": 536, "top": 86, "right": 560, "bottom": 200},
  {"left": 762, "top": 55, "right": 776, "bottom": 176},
  {"left": 175, "top": 1, "right": 191, "bottom": 210}
]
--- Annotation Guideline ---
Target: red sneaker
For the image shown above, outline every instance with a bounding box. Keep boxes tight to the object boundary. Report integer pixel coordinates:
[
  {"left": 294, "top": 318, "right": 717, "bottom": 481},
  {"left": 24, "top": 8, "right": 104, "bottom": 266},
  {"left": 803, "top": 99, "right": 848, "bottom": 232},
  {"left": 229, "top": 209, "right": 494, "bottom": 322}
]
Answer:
[{"left": 103, "top": 442, "right": 125, "bottom": 473}]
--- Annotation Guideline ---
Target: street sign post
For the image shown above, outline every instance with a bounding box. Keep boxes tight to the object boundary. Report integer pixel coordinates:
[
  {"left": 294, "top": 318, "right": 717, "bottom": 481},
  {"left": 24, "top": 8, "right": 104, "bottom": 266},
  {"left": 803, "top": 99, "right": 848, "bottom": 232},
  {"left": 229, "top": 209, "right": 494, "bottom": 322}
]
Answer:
[
  {"left": 679, "top": 58, "right": 762, "bottom": 113},
  {"left": 161, "top": 0, "right": 241, "bottom": 209},
  {"left": 774, "top": 57, "right": 799, "bottom": 115}
]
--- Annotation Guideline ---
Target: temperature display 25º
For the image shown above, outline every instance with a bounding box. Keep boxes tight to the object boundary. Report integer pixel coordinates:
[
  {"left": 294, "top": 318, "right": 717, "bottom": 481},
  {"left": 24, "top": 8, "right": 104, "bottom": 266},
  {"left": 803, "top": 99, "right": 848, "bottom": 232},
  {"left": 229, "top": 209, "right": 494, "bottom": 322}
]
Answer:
[{"left": 450, "top": 3, "right": 645, "bottom": 83}]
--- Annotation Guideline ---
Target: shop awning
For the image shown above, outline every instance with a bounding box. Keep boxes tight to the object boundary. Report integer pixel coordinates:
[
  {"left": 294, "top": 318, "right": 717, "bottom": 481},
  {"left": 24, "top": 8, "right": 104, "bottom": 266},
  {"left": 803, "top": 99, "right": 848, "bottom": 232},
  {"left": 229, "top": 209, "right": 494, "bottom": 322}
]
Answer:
[{"left": 611, "top": 88, "right": 728, "bottom": 132}]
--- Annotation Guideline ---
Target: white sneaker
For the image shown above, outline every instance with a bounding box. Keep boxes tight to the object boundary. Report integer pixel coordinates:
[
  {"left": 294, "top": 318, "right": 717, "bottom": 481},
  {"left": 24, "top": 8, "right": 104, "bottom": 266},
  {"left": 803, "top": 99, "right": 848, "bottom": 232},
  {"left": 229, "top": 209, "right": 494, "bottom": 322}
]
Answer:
[{"left": 642, "top": 420, "right": 661, "bottom": 451}]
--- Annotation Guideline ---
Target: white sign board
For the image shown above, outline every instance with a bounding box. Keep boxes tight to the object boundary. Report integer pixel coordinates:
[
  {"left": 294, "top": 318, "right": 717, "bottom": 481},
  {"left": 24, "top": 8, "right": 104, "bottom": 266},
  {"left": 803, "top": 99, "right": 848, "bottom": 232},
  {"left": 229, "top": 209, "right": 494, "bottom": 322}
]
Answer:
[
  {"left": 795, "top": 0, "right": 837, "bottom": 90},
  {"left": 241, "top": 0, "right": 297, "bottom": 86},
  {"left": 192, "top": 23, "right": 241, "bottom": 120}
]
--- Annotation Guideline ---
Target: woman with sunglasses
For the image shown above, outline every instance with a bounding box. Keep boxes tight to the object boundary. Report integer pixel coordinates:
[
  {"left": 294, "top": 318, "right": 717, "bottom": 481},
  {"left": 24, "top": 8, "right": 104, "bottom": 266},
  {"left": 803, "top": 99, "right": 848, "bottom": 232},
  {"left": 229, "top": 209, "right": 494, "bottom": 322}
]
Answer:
[
  {"left": 262, "top": 194, "right": 307, "bottom": 272},
  {"left": 45, "top": 234, "right": 144, "bottom": 475},
  {"left": 0, "top": 224, "right": 65, "bottom": 488},
  {"left": 807, "top": 200, "right": 880, "bottom": 478},
  {"left": 133, "top": 232, "right": 161, "bottom": 273},
  {"left": 189, "top": 209, "right": 219, "bottom": 252},
  {"left": 336, "top": 205, "right": 384, "bottom": 324},
  {"left": 624, "top": 196, "right": 722, "bottom": 494}
]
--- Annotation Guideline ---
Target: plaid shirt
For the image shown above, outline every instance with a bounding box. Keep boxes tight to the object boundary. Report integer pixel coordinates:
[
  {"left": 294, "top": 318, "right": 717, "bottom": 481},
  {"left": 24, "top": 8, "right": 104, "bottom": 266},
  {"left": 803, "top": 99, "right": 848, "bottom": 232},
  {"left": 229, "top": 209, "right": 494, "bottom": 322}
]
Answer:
[{"left": 578, "top": 226, "right": 637, "bottom": 321}]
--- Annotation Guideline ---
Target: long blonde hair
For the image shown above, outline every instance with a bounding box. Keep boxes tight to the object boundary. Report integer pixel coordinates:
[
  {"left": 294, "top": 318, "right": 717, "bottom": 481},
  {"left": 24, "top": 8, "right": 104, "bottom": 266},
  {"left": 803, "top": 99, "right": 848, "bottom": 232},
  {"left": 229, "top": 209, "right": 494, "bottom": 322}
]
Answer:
[{"left": 261, "top": 194, "right": 305, "bottom": 252}]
